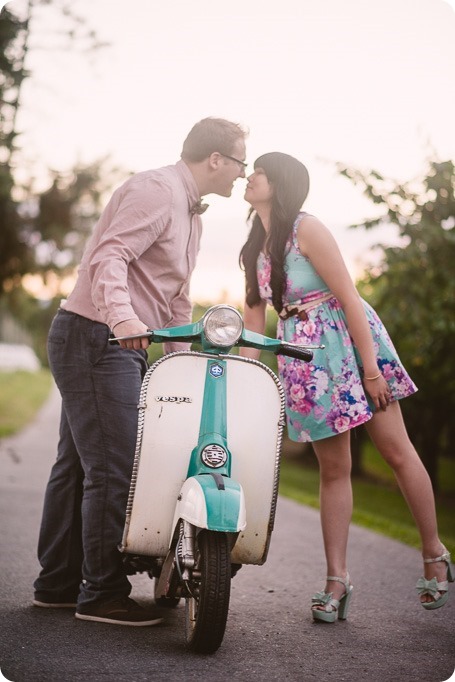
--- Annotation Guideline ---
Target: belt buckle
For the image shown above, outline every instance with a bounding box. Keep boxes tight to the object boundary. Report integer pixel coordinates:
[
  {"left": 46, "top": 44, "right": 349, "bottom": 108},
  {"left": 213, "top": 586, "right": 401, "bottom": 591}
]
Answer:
[{"left": 281, "top": 306, "right": 308, "bottom": 322}]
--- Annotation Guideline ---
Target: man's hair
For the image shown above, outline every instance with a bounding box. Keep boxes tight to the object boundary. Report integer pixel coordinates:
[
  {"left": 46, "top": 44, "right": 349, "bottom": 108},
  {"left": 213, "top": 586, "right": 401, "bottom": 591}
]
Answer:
[{"left": 181, "top": 117, "right": 247, "bottom": 163}]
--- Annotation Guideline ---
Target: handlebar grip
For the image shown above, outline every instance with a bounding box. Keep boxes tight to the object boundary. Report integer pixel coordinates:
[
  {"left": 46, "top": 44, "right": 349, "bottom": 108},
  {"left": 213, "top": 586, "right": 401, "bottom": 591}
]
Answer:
[
  {"left": 109, "top": 331, "right": 154, "bottom": 345},
  {"left": 276, "top": 344, "right": 313, "bottom": 363}
]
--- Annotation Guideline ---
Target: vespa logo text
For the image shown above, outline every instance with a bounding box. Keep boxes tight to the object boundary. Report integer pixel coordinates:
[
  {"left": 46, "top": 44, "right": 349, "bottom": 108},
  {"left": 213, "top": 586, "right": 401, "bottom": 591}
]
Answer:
[{"left": 155, "top": 396, "right": 192, "bottom": 404}]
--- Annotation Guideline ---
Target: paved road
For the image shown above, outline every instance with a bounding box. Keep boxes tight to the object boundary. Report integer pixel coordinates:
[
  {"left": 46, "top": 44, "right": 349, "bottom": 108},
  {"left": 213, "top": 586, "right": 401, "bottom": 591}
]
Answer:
[{"left": 1, "top": 385, "right": 454, "bottom": 682}]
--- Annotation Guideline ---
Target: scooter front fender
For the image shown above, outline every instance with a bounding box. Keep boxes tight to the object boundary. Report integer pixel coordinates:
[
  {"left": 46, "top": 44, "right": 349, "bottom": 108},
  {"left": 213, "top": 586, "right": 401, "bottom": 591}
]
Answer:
[{"left": 173, "top": 475, "right": 247, "bottom": 533}]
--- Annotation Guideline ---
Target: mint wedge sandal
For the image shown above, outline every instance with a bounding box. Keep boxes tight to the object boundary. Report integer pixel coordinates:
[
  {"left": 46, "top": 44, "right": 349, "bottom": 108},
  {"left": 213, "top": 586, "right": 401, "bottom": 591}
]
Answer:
[
  {"left": 416, "top": 546, "right": 454, "bottom": 610},
  {"left": 311, "top": 574, "right": 353, "bottom": 623}
]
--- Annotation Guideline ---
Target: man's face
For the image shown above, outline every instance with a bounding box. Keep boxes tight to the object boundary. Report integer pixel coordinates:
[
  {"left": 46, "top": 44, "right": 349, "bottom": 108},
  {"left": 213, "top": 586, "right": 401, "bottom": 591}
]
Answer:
[{"left": 213, "top": 138, "right": 247, "bottom": 197}]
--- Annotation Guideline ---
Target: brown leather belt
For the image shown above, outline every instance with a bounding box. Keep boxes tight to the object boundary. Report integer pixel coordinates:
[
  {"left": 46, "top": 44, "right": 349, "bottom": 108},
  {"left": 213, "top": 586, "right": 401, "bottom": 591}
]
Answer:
[{"left": 279, "top": 292, "right": 335, "bottom": 321}]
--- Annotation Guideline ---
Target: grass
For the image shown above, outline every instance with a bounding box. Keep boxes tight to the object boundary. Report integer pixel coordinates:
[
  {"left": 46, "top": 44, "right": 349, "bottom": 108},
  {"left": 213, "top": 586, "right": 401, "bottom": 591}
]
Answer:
[
  {"left": 1, "top": 369, "right": 454, "bottom": 556},
  {"left": 0, "top": 369, "right": 53, "bottom": 437},
  {"left": 362, "top": 439, "right": 455, "bottom": 496},
  {"left": 279, "top": 445, "right": 455, "bottom": 557}
]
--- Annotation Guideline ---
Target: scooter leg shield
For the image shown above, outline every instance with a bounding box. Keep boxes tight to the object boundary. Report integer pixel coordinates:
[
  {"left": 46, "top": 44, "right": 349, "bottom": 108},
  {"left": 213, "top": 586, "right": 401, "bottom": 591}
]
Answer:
[{"left": 172, "top": 475, "right": 246, "bottom": 533}]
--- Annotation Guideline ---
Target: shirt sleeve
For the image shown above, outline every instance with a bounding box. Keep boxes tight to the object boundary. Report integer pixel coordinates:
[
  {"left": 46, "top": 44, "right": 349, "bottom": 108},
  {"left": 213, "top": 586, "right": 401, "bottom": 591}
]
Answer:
[
  {"left": 88, "top": 177, "right": 172, "bottom": 329},
  {"left": 162, "top": 281, "right": 193, "bottom": 354}
]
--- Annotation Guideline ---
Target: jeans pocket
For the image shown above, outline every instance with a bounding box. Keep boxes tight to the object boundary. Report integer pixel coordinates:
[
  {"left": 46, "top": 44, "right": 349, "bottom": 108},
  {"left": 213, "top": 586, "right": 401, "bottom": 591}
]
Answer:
[
  {"left": 48, "top": 335, "right": 65, "bottom": 346},
  {"left": 88, "top": 321, "right": 111, "bottom": 366},
  {"left": 48, "top": 314, "right": 68, "bottom": 346}
]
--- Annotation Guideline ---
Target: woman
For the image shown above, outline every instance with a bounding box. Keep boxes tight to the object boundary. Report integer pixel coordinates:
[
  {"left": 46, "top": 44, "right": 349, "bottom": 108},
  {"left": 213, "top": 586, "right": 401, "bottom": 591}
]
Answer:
[{"left": 239, "top": 152, "right": 452, "bottom": 623}]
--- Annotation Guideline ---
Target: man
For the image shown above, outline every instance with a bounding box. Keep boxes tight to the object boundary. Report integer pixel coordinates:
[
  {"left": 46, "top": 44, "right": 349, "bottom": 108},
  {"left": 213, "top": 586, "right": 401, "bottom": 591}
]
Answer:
[{"left": 33, "top": 117, "right": 248, "bottom": 626}]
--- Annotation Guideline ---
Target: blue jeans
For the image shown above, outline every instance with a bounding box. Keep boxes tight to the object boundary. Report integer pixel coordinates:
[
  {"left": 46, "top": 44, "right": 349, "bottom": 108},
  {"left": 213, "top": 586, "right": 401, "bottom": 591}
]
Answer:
[{"left": 34, "top": 309, "right": 148, "bottom": 606}]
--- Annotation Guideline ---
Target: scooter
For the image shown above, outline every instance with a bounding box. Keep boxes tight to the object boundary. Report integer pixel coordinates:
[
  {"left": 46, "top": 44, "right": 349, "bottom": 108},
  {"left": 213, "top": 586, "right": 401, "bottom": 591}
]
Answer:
[{"left": 112, "top": 305, "right": 316, "bottom": 654}]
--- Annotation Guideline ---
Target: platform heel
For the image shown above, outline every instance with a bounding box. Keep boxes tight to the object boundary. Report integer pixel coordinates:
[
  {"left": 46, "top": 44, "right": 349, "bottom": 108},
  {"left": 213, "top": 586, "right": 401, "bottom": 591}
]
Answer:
[
  {"left": 311, "top": 574, "right": 353, "bottom": 623},
  {"left": 416, "top": 546, "right": 454, "bottom": 610}
]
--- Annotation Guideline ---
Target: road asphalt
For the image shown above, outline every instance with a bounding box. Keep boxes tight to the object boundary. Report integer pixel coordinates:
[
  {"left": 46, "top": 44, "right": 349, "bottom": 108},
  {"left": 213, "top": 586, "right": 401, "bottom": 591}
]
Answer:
[{"left": 0, "top": 383, "right": 454, "bottom": 682}]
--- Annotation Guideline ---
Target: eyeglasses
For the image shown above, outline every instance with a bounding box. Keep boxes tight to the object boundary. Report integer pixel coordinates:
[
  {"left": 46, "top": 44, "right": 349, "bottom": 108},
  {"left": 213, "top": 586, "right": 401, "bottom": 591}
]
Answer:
[{"left": 219, "top": 153, "right": 247, "bottom": 170}]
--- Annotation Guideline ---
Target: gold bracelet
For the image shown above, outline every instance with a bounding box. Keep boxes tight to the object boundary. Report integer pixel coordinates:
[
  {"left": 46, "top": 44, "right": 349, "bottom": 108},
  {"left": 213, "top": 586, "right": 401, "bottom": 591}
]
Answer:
[{"left": 365, "top": 371, "right": 381, "bottom": 381}]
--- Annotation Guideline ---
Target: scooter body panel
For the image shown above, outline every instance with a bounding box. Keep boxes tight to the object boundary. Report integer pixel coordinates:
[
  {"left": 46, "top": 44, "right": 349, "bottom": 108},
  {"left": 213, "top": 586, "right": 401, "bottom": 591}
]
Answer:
[
  {"left": 120, "top": 352, "right": 284, "bottom": 564},
  {"left": 226, "top": 357, "right": 284, "bottom": 564},
  {"left": 172, "top": 475, "right": 246, "bottom": 533}
]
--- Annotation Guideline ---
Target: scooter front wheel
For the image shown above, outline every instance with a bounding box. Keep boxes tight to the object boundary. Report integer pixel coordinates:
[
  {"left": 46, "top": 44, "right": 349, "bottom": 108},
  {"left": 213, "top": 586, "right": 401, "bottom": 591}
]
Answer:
[{"left": 185, "top": 530, "right": 231, "bottom": 654}]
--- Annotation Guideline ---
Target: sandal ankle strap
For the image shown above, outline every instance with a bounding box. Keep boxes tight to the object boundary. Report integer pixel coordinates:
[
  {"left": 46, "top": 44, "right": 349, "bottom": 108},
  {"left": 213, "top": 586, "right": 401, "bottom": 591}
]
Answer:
[
  {"left": 326, "top": 573, "right": 351, "bottom": 589},
  {"left": 423, "top": 549, "right": 451, "bottom": 565}
]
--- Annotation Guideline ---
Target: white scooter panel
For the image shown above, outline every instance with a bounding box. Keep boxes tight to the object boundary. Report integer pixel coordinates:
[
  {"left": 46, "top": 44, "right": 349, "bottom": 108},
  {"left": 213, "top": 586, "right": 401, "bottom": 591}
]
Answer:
[
  {"left": 121, "top": 352, "right": 284, "bottom": 565},
  {"left": 225, "top": 356, "right": 284, "bottom": 564}
]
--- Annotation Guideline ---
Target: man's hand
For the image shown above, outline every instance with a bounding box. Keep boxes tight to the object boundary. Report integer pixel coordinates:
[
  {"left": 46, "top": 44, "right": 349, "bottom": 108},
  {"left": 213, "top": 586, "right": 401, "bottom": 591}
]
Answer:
[{"left": 113, "top": 319, "right": 150, "bottom": 350}]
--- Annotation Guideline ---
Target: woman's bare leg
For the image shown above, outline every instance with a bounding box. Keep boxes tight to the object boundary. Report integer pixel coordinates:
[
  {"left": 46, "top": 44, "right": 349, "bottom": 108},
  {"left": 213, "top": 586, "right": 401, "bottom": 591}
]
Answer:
[
  {"left": 364, "top": 402, "right": 446, "bottom": 602},
  {"left": 312, "top": 430, "right": 352, "bottom": 602}
]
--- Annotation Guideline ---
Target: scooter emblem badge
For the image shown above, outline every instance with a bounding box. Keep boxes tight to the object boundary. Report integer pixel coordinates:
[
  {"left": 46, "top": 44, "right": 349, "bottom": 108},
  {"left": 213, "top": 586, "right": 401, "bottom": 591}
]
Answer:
[
  {"left": 209, "top": 363, "right": 224, "bottom": 378},
  {"left": 201, "top": 444, "right": 227, "bottom": 468}
]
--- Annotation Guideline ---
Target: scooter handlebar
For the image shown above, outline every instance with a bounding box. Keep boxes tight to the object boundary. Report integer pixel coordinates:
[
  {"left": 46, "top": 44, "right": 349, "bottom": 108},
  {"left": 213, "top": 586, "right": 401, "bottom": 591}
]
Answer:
[
  {"left": 275, "top": 343, "right": 313, "bottom": 363},
  {"left": 109, "top": 331, "right": 154, "bottom": 345}
]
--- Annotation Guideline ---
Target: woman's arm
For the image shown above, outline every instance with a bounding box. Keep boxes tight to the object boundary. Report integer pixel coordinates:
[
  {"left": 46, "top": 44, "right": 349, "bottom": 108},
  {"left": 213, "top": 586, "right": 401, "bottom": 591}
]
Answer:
[
  {"left": 297, "top": 215, "right": 390, "bottom": 411},
  {"left": 239, "top": 299, "right": 267, "bottom": 360}
]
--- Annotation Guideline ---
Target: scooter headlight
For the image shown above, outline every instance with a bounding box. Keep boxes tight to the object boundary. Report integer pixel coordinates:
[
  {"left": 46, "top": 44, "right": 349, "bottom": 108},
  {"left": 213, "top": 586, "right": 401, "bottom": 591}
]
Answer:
[{"left": 203, "top": 305, "right": 243, "bottom": 348}]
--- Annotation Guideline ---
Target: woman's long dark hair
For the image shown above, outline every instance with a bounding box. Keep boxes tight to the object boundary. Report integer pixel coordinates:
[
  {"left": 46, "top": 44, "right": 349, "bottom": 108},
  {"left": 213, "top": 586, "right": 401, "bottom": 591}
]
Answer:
[{"left": 239, "top": 152, "right": 310, "bottom": 314}]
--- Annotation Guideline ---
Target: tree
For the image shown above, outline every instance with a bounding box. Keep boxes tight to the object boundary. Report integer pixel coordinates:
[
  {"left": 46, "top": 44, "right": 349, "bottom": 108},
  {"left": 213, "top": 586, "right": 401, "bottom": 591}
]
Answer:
[
  {"left": 23, "top": 160, "right": 129, "bottom": 284},
  {"left": 0, "top": 3, "right": 28, "bottom": 164},
  {"left": 0, "top": 4, "right": 32, "bottom": 291},
  {"left": 0, "top": 0, "right": 107, "bottom": 296},
  {"left": 0, "top": 2, "right": 119, "bottom": 364},
  {"left": 0, "top": 162, "right": 33, "bottom": 293},
  {"left": 338, "top": 159, "right": 455, "bottom": 490},
  {"left": 1, "top": 0, "right": 106, "bottom": 165},
  {"left": 2, "top": 158, "right": 129, "bottom": 366}
]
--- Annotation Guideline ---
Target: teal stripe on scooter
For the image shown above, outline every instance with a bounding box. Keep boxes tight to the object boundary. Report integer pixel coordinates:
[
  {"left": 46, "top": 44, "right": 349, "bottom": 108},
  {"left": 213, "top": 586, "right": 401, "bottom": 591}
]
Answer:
[
  {"left": 187, "top": 359, "right": 231, "bottom": 479},
  {"left": 185, "top": 359, "right": 242, "bottom": 531}
]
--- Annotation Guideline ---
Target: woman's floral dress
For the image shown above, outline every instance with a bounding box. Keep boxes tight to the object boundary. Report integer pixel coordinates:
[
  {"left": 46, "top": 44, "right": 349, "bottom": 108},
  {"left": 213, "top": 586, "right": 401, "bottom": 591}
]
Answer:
[{"left": 257, "top": 213, "right": 417, "bottom": 442}]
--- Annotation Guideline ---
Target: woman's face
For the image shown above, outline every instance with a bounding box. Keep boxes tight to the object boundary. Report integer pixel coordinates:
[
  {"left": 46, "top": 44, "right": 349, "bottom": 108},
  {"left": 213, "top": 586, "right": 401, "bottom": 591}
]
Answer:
[{"left": 244, "top": 167, "right": 274, "bottom": 209}]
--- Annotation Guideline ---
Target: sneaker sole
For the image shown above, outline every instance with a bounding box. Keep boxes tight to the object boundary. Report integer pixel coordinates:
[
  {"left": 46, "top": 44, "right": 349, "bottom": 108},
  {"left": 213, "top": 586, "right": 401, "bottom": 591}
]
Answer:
[
  {"left": 75, "top": 612, "right": 163, "bottom": 627},
  {"left": 33, "top": 600, "right": 77, "bottom": 608}
]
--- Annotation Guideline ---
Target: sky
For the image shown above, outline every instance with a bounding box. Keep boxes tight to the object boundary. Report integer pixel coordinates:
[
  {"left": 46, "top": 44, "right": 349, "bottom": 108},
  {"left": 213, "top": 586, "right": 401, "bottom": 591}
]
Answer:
[{"left": 2, "top": 0, "right": 455, "bottom": 303}]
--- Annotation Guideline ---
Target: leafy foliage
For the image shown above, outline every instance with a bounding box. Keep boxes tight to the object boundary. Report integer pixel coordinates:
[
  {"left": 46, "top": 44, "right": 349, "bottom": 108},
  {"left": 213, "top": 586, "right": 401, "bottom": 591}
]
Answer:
[
  {"left": 1, "top": 4, "right": 31, "bottom": 292},
  {"left": 0, "top": 164, "right": 34, "bottom": 291},
  {"left": 338, "top": 159, "right": 455, "bottom": 488},
  {"left": 0, "top": 4, "right": 29, "bottom": 160},
  {"left": 30, "top": 161, "right": 129, "bottom": 276},
  {"left": 0, "top": 1, "right": 118, "bottom": 364}
]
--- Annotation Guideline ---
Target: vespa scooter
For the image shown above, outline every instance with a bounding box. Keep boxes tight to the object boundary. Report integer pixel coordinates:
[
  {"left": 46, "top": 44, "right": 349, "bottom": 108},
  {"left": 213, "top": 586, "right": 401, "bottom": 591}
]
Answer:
[{"left": 112, "top": 304, "right": 317, "bottom": 654}]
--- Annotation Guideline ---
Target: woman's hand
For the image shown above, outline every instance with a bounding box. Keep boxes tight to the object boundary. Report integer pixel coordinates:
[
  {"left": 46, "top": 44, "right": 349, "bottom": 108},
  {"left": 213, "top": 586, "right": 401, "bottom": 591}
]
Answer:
[{"left": 363, "top": 374, "right": 391, "bottom": 411}]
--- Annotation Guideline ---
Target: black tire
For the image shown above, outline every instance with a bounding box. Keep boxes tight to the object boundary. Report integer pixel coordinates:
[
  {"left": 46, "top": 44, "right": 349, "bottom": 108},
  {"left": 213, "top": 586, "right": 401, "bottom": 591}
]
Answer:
[{"left": 185, "top": 531, "right": 231, "bottom": 654}]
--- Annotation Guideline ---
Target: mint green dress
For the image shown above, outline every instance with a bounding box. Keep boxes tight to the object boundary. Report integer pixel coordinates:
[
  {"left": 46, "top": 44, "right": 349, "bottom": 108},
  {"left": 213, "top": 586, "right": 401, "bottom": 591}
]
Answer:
[{"left": 257, "top": 213, "right": 417, "bottom": 442}]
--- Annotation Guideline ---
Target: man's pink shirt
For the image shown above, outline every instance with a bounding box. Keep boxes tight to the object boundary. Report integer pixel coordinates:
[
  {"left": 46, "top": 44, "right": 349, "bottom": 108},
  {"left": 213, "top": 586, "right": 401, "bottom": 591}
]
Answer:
[{"left": 63, "top": 160, "right": 202, "bottom": 338}]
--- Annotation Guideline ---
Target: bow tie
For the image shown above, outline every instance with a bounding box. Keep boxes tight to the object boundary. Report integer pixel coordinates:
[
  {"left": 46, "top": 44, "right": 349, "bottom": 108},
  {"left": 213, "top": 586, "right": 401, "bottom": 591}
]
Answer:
[{"left": 190, "top": 199, "right": 209, "bottom": 215}]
